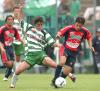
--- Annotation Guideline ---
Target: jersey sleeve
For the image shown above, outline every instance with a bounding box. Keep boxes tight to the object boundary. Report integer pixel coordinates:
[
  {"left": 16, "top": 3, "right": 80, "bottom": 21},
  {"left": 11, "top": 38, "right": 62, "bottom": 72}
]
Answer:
[
  {"left": 22, "top": 20, "right": 33, "bottom": 33},
  {"left": 14, "top": 28, "right": 21, "bottom": 40},
  {"left": 45, "top": 30, "right": 55, "bottom": 46},
  {"left": 84, "top": 28, "right": 91, "bottom": 40},
  {"left": 57, "top": 26, "right": 71, "bottom": 37},
  {"left": 0, "top": 27, "right": 4, "bottom": 42},
  {"left": 0, "top": 29, "right": 2, "bottom": 42},
  {"left": 0, "top": 27, "right": 3, "bottom": 35}
]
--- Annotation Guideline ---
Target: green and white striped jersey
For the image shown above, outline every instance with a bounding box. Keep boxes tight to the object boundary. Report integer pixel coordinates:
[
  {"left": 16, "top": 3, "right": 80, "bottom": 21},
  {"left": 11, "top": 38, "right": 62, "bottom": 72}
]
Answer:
[
  {"left": 13, "top": 19, "right": 32, "bottom": 45},
  {"left": 26, "top": 28, "right": 55, "bottom": 52},
  {"left": 13, "top": 19, "right": 32, "bottom": 39}
]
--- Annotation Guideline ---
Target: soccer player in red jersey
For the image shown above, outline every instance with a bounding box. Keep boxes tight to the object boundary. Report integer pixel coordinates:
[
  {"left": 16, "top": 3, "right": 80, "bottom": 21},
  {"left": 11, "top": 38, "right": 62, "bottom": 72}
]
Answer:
[
  {"left": 52, "top": 17, "right": 94, "bottom": 88},
  {"left": 0, "top": 15, "right": 24, "bottom": 81}
]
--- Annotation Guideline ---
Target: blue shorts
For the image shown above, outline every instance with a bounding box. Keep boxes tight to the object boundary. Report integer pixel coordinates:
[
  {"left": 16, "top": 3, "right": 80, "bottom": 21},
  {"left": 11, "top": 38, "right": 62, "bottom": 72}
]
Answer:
[
  {"left": 5, "top": 46, "right": 15, "bottom": 61},
  {"left": 59, "top": 45, "right": 77, "bottom": 67},
  {"left": 64, "top": 48, "right": 78, "bottom": 67}
]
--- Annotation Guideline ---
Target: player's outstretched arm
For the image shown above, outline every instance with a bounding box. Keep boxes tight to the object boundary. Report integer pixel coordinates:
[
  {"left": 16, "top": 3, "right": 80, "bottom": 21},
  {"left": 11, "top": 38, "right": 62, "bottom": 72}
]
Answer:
[{"left": 87, "top": 38, "right": 95, "bottom": 52}]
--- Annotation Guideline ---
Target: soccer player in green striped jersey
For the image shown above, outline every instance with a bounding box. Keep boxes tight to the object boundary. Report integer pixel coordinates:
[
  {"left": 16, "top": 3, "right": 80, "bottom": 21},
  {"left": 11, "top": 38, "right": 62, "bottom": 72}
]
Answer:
[
  {"left": 10, "top": 16, "right": 60, "bottom": 88},
  {"left": 12, "top": 6, "right": 32, "bottom": 69}
]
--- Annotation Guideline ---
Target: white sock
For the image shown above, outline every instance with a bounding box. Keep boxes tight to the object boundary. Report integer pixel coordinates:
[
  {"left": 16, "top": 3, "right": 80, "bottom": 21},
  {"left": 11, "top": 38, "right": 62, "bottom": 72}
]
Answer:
[{"left": 11, "top": 73, "right": 18, "bottom": 86}]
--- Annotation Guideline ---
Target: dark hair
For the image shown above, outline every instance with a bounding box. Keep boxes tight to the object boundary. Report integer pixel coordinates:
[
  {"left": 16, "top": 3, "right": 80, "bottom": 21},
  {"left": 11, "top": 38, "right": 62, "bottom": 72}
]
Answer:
[
  {"left": 34, "top": 16, "right": 44, "bottom": 24},
  {"left": 5, "top": 15, "right": 14, "bottom": 22},
  {"left": 13, "top": 6, "right": 20, "bottom": 11},
  {"left": 75, "top": 17, "right": 85, "bottom": 25}
]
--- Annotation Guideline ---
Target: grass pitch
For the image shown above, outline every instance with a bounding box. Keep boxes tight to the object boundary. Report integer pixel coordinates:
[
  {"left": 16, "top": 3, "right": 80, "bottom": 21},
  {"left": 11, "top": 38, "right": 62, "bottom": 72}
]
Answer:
[{"left": 0, "top": 74, "right": 100, "bottom": 91}]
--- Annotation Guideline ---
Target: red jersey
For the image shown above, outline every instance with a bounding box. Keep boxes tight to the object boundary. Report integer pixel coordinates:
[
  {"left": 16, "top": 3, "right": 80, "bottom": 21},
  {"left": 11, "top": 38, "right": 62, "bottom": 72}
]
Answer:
[
  {"left": 58, "top": 25, "right": 91, "bottom": 51},
  {"left": 0, "top": 24, "right": 20, "bottom": 46}
]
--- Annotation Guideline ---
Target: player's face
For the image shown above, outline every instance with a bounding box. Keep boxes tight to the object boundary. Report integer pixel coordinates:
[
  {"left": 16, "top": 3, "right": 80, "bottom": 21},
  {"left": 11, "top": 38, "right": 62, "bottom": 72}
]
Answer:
[
  {"left": 35, "top": 22, "right": 43, "bottom": 30},
  {"left": 6, "top": 17, "right": 14, "bottom": 25},
  {"left": 75, "top": 22, "right": 83, "bottom": 31},
  {"left": 13, "top": 8, "right": 20, "bottom": 17}
]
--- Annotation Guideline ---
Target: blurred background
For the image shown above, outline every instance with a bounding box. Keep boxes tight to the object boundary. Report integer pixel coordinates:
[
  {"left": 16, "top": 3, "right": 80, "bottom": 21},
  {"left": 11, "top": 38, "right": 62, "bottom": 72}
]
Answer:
[{"left": 0, "top": 0, "right": 100, "bottom": 74}]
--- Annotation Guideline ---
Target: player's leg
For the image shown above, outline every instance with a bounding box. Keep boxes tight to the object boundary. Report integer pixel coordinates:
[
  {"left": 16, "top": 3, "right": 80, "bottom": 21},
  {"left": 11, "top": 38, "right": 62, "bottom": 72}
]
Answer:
[
  {"left": 42, "top": 56, "right": 57, "bottom": 68},
  {"left": 61, "top": 56, "right": 76, "bottom": 82},
  {"left": 10, "top": 52, "right": 34, "bottom": 88},
  {"left": 3, "top": 46, "right": 14, "bottom": 81},
  {"left": 51, "top": 55, "right": 67, "bottom": 88},
  {"left": 0, "top": 43, "right": 11, "bottom": 68},
  {"left": 1, "top": 51, "right": 8, "bottom": 65},
  {"left": 42, "top": 56, "right": 59, "bottom": 88},
  {"left": 15, "top": 55, "right": 21, "bottom": 70},
  {"left": 51, "top": 45, "right": 67, "bottom": 87},
  {"left": 53, "top": 55, "right": 67, "bottom": 79},
  {"left": 1, "top": 49, "right": 13, "bottom": 81},
  {"left": 1, "top": 48, "right": 13, "bottom": 68},
  {"left": 61, "top": 66, "right": 76, "bottom": 82},
  {"left": 14, "top": 44, "right": 24, "bottom": 69},
  {"left": 3, "top": 68, "right": 12, "bottom": 81},
  {"left": 10, "top": 61, "right": 30, "bottom": 88},
  {"left": 53, "top": 45, "right": 66, "bottom": 78}
]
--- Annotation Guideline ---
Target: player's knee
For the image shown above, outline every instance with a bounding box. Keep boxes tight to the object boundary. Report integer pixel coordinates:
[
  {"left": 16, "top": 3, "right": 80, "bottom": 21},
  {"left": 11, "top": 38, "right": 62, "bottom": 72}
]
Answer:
[
  {"left": 60, "top": 61, "right": 65, "bottom": 66},
  {"left": 4, "top": 61, "right": 13, "bottom": 68},
  {"left": 15, "top": 67, "right": 23, "bottom": 75},
  {"left": 43, "top": 56, "right": 49, "bottom": 63},
  {"left": 63, "top": 65, "right": 72, "bottom": 73},
  {"left": 43, "top": 57, "right": 57, "bottom": 68},
  {"left": 15, "top": 70, "right": 21, "bottom": 75}
]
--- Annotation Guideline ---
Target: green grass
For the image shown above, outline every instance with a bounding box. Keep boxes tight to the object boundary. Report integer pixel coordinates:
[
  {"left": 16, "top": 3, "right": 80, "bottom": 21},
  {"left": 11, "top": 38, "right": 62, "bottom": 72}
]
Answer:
[{"left": 0, "top": 74, "right": 100, "bottom": 91}]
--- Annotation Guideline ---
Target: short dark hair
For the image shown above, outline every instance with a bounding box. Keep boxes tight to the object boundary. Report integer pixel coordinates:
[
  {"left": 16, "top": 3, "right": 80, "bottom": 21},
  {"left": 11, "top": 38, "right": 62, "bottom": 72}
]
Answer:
[
  {"left": 34, "top": 16, "right": 44, "bottom": 24},
  {"left": 13, "top": 6, "right": 20, "bottom": 11},
  {"left": 75, "top": 17, "right": 85, "bottom": 25},
  {"left": 5, "top": 15, "right": 14, "bottom": 22}
]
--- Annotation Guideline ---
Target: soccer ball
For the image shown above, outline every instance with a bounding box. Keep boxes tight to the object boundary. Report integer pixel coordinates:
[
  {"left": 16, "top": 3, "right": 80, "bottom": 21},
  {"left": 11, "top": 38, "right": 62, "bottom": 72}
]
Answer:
[{"left": 55, "top": 77, "right": 66, "bottom": 88}]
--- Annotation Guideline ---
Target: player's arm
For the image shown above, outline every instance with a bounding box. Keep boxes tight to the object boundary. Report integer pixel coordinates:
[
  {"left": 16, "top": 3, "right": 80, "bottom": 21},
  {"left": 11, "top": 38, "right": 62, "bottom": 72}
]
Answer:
[
  {"left": 15, "top": 29, "right": 25, "bottom": 46},
  {"left": 87, "top": 38, "right": 95, "bottom": 52},
  {"left": 56, "top": 26, "right": 70, "bottom": 39},
  {"left": 0, "top": 42, "right": 5, "bottom": 53},
  {"left": 85, "top": 29, "right": 95, "bottom": 52},
  {"left": 0, "top": 28, "right": 5, "bottom": 52},
  {"left": 44, "top": 31, "right": 61, "bottom": 48}
]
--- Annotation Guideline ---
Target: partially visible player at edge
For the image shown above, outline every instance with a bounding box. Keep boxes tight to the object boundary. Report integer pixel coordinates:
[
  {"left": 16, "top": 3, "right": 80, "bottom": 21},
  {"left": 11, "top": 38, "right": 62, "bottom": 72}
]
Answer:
[
  {"left": 52, "top": 16, "right": 95, "bottom": 88},
  {"left": 0, "top": 15, "right": 24, "bottom": 81},
  {"left": 10, "top": 16, "right": 60, "bottom": 88}
]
